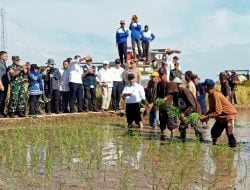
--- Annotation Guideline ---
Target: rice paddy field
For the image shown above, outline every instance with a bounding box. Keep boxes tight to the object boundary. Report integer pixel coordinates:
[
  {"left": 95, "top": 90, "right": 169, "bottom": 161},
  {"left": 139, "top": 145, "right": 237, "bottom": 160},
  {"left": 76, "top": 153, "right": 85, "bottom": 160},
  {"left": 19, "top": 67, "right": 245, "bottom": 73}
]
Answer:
[{"left": 0, "top": 112, "right": 249, "bottom": 190}]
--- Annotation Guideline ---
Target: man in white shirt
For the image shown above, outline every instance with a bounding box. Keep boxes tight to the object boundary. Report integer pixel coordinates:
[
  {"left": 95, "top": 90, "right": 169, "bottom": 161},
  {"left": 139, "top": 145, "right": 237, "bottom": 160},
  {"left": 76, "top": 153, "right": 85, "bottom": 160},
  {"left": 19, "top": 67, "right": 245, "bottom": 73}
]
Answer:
[
  {"left": 68, "top": 58, "right": 84, "bottom": 113},
  {"left": 110, "top": 59, "right": 124, "bottom": 112},
  {"left": 98, "top": 60, "right": 113, "bottom": 111},
  {"left": 59, "top": 60, "right": 70, "bottom": 113},
  {"left": 122, "top": 73, "right": 145, "bottom": 128}
]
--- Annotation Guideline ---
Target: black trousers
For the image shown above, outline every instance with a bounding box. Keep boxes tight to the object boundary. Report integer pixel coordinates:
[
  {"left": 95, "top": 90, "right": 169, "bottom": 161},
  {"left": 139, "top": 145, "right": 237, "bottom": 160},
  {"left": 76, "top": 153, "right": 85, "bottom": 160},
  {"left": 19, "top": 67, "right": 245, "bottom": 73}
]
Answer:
[
  {"left": 126, "top": 103, "right": 141, "bottom": 125},
  {"left": 159, "top": 108, "right": 168, "bottom": 132},
  {"left": 0, "top": 84, "right": 8, "bottom": 115},
  {"left": 112, "top": 81, "right": 123, "bottom": 111},
  {"left": 45, "top": 89, "right": 60, "bottom": 113},
  {"left": 29, "top": 95, "right": 39, "bottom": 115},
  {"left": 142, "top": 40, "right": 150, "bottom": 61},
  {"left": 60, "top": 91, "right": 70, "bottom": 113},
  {"left": 69, "top": 82, "right": 83, "bottom": 112},
  {"left": 118, "top": 42, "right": 127, "bottom": 65},
  {"left": 211, "top": 119, "right": 236, "bottom": 147},
  {"left": 84, "top": 86, "right": 97, "bottom": 111}
]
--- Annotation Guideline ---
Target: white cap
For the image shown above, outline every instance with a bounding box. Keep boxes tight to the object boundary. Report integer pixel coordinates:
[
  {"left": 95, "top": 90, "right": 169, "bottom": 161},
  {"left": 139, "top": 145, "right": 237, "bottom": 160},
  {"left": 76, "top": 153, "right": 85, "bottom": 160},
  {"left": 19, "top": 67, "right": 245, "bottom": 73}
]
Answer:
[
  {"left": 103, "top": 60, "right": 109, "bottom": 65},
  {"left": 172, "top": 77, "right": 183, "bottom": 84}
]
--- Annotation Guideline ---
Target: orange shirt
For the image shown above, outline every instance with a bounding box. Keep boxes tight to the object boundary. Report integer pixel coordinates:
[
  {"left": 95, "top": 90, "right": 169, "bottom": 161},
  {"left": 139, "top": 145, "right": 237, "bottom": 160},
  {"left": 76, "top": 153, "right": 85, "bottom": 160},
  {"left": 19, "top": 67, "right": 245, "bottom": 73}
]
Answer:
[{"left": 207, "top": 90, "right": 238, "bottom": 121}]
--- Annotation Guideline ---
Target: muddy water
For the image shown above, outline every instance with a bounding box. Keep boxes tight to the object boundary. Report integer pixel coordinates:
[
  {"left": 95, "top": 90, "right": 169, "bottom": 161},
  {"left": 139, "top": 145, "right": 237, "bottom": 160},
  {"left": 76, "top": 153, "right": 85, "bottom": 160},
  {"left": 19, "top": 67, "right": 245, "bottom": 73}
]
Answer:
[{"left": 0, "top": 113, "right": 249, "bottom": 189}]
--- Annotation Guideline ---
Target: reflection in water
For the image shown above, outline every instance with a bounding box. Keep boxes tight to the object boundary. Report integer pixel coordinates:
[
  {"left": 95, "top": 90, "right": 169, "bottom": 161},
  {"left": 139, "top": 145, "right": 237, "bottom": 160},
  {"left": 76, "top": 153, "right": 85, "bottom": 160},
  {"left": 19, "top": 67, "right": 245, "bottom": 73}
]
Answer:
[{"left": 0, "top": 113, "right": 250, "bottom": 189}]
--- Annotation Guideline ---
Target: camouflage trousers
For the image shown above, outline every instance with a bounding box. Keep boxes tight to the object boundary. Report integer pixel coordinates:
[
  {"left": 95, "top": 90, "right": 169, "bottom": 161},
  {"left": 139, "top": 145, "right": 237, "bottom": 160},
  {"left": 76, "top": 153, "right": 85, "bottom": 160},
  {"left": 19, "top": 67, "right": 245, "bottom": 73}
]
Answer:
[{"left": 8, "top": 83, "right": 26, "bottom": 113}]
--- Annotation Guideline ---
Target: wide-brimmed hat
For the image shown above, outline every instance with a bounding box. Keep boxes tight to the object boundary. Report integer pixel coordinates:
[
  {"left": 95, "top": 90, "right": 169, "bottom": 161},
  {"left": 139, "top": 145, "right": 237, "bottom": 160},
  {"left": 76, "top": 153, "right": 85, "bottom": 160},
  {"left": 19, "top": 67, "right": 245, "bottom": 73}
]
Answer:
[{"left": 47, "top": 58, "right": 55, "bottom": 65}]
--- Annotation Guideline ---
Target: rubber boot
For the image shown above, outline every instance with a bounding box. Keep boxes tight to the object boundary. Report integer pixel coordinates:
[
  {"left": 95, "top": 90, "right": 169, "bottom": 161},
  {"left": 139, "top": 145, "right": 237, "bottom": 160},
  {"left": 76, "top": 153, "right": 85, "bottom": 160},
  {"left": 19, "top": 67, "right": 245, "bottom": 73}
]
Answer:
[
  {"left": 212, "top": 138, "right": 217, "bottom": 145},
  {"left": 228, "top": 134, "right": 237, "bottom": 148}
]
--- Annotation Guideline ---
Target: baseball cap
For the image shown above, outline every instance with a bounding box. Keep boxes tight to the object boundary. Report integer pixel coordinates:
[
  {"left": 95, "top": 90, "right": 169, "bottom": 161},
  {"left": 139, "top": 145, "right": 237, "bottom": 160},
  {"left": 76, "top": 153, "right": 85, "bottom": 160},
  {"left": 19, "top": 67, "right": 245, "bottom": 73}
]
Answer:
[
  {"left": 103, "top": 60, "right": 109, "bottom": 65},
  {"left": 115, "top": 58, "right": 121, "bottom": 64},
  {"left": 12, "top": 56, "right": 21, "bottom": 61},
  {"left": 151, "top": 71, "right": 159, "bottom": 77},
  {"left": 173, "top": 56, "right": 179, "bottom": 60},
  {"left": 185, "top": 70, "right": 193, "bottom": 77},
  {"left": 120, "top": 20, "right": 125, "bottom": 24},
  {"left": 202, "top": 79, "right": 215, "bottom": 89}
]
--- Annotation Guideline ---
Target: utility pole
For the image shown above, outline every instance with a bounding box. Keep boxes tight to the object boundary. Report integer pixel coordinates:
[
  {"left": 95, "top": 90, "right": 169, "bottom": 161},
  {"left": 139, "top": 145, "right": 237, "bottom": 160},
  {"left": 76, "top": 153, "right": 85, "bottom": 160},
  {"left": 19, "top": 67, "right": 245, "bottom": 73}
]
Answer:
[{"left": 0, "top": 7, "right": 7, "bottom": 51}]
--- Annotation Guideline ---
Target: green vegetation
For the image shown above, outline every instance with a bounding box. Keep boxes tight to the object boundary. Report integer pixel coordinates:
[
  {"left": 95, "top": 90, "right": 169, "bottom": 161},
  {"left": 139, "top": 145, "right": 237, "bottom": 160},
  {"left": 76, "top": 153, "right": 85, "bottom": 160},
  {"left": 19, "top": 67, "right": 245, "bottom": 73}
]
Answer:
[
  {"left": 168, "top": 106, "right": 182, "bottom": 119},
  {"left": 0, "top": 116, "right": 247, "bottom": 189},
  {"left": 186, "top": 112, "right": 201, "bottom": 126},
  {"left": 235, "top": 85, "right": 250, "bottom": 104},
  {"left": 154, "top": 98, "right": 167, "bottom": 109}
]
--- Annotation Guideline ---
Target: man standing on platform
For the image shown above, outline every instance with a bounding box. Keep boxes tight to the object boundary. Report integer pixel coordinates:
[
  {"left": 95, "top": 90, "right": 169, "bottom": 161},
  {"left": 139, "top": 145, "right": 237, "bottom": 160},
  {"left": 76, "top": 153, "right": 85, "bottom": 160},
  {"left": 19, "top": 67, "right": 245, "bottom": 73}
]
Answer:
[{"left": 116, "top": 20, "right": 129, "bottom": 65}]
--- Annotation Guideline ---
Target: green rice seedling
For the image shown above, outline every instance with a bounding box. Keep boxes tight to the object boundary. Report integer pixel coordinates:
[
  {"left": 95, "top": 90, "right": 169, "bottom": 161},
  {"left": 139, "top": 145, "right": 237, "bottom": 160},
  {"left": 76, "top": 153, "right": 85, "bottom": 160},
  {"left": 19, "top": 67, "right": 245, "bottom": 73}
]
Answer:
[
  {"left": 192, "top": 139, "right": 202, "bottom": 160},
  {"left": 45, "top": 150, "right": 54, "bottom": 179},
  {"left": 119, "top": 169, "right": 130, "bottom": 190},
  {"left": 186, "top": 113, "right": 201, "bottom": 127},
  {"left": 168, "top": 106, "right": 182, "bottom": 119},
  {"left": 154, "top": 98, "right": 167, "bottom": 110}
]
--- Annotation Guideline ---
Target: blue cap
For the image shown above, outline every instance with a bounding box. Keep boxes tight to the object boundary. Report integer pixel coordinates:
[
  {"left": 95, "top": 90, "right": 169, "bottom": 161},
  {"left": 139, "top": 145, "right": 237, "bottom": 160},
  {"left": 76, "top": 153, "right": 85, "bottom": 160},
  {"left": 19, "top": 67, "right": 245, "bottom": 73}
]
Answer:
[{"left": 202, "top": 79, "right": 215, "bottom": 89}]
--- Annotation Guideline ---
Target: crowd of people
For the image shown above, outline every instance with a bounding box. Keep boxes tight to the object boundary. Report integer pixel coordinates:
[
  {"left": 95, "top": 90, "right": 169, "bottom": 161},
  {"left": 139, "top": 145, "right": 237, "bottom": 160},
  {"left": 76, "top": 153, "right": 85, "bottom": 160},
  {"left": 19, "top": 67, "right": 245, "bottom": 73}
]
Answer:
[
  {"left": 142, "top": 68, "right": 238, "bottom": 148},
  {"left": 0, "top": 15, "right": 240, "bottom": 148}
]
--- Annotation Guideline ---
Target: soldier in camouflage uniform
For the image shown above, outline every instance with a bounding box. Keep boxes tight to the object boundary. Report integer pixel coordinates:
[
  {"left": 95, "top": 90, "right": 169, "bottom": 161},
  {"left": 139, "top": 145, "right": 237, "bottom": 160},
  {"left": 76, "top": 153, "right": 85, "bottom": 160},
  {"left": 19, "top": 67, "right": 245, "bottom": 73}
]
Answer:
[{"left": 8, "top": 56, "right": 28, "bottom": 118}]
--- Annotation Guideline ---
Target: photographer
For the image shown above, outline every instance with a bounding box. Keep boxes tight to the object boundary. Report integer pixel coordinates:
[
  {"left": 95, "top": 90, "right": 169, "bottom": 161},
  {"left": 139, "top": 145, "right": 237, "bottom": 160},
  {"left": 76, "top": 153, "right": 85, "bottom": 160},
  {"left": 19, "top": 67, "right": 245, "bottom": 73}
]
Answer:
[{"left": 43, "top": 59, "right": 61, "bottom": 114}]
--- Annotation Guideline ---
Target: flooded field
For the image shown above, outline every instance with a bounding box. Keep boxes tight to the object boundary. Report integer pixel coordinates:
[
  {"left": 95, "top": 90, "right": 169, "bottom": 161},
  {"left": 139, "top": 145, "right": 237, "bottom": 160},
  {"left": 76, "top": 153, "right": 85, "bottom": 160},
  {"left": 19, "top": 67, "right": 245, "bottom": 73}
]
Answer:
[{"left": 0, "top": 112, "right": 249, "bottom": 190}]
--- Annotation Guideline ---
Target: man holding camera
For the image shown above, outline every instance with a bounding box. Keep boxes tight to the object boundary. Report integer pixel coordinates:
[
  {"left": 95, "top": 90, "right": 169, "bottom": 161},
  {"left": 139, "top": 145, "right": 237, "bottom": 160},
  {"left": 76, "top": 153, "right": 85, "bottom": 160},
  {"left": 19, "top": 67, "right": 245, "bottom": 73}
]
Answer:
[
  {"left": 43, "top": 59, "right": 61, "bottom": 114},
  {"left": 8, "top": 56, "right": 28, "bottom": 118}
]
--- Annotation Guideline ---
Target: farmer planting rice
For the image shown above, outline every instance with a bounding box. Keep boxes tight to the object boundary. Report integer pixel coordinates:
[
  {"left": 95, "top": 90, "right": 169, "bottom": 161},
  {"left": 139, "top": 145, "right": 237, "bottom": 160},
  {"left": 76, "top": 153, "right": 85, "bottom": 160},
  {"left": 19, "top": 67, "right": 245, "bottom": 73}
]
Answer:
[{"left": 200, "top": 79, "right": 238, "bottom": 148}]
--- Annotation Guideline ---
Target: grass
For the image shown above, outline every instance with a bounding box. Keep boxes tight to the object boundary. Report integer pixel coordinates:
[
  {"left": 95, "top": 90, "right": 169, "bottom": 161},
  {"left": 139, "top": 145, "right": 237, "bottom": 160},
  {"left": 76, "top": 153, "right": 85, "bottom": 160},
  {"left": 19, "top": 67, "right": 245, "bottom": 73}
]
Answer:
[{"left": 0, "top": 116, "right": 248, "bottom": 189}]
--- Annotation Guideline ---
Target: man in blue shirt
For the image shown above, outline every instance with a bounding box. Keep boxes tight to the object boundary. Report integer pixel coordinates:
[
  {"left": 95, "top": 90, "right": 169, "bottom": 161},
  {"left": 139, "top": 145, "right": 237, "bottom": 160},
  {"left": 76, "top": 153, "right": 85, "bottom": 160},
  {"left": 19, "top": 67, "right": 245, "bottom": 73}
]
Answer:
[{"left": 116, "top": 20, "right": 129, "bottom": 65}]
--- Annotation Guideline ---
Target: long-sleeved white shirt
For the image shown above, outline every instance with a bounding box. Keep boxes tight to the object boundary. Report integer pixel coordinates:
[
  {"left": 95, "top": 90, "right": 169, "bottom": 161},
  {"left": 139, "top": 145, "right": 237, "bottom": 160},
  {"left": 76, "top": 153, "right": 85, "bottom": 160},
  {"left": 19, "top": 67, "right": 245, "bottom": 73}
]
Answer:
[
  {"left": 122, "top": 82, "right": 145, "bottom": 104},
  {"left": 98, "top": 68, "right": 113, "bottom": 87},
  {"left": 68, "top": 61, "right": 83, "bottom": 84},
  {"left": 110, "top": 67, "right": 124, "bottom": 82}
]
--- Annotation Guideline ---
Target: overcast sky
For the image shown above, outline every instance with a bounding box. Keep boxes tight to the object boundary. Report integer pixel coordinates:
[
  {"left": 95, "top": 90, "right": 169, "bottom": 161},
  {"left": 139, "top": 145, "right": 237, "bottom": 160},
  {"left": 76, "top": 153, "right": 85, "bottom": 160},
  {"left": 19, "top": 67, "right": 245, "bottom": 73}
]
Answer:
[{"left": 2, "top": 0, "right": 250, "bottom": 80}]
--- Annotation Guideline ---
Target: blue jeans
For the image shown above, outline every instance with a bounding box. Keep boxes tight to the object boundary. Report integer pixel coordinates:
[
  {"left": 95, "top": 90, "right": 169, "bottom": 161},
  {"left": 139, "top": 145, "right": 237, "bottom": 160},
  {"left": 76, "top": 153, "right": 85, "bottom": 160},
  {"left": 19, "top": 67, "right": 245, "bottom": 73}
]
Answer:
[
  {"left": 131, "top": 39, "right": 142, "bottom": 57},
  {"left": 149, "top": 106, "right": 159, "bottom": 127}
]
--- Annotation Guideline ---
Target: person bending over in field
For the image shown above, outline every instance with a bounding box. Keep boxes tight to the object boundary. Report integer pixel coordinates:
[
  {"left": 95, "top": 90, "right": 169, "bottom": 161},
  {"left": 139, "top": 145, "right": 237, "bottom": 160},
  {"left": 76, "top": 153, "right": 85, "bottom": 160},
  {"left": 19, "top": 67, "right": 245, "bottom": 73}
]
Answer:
[{"left": 200, "top": 79, "right": 237, "bottom": 148}]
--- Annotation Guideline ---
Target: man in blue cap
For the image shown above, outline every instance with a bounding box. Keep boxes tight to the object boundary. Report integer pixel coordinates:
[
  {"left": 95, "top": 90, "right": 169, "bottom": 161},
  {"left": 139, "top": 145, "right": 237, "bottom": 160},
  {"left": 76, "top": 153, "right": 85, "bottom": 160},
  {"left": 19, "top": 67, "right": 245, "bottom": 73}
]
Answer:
[{"left": 200, "top": 79, "right": 238, "bottom": 148}]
